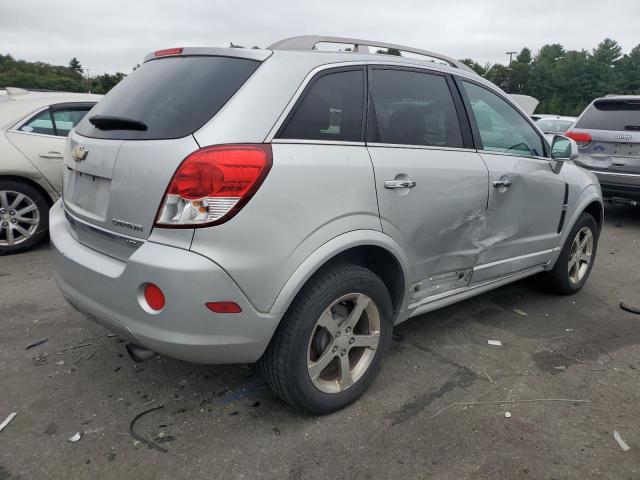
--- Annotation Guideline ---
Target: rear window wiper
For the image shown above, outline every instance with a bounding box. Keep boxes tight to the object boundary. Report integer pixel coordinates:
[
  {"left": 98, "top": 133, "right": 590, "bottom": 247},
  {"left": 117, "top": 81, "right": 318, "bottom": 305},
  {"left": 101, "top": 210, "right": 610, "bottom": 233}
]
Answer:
[
  {"left": 89, "top": 115, "right": 148, "bottom": 131},
  {"left": 624, "top": 125, "right": 640, "bottom": 131}
]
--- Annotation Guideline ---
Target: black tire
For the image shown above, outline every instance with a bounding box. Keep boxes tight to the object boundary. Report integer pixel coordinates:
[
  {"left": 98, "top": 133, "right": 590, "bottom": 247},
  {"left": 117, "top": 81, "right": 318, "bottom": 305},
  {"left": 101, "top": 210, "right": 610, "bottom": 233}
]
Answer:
[
  {"left": 0, "top": 180, "right": 49, "bottom": 255},
  {"left": 260, "top": 263, "right": 393, "bottom": 414},
  {"left": 544, "top": 212, "right": 598, "bottom": 294}
]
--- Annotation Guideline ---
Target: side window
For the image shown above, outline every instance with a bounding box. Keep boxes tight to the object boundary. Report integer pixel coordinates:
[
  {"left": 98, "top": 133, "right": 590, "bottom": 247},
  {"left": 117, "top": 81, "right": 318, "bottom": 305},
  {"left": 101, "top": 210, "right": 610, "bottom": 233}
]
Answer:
[
  {"left": 278, "top": 69, "right": 364, "bottom": 142},
  {"left": 52, "top": 108, "right": 91, "bottom": 137},
  {"left": 20, "top": 109, "right": 55, "bottom": 135},
  {"left": 462, "top": 81, "right": 544, "bottom": 157},
  {"left": 368, "top": 69, "right": 464, "bottom": 148}
]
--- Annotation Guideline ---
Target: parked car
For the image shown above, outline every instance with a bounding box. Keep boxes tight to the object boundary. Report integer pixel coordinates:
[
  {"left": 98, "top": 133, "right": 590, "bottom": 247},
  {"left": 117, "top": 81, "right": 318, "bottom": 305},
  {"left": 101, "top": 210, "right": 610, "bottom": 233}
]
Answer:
[
  {"left": 535, "top": 116, "right": 577, "bottom": 141},
  {"left": 0, "top": 88, "right": 100, "bottom": 253},
  {"left": 50, "top": 36, "right": 603, "bottom": 413},
  {"left": 566, "top": 95, "right": 640, "bottom": 201}
]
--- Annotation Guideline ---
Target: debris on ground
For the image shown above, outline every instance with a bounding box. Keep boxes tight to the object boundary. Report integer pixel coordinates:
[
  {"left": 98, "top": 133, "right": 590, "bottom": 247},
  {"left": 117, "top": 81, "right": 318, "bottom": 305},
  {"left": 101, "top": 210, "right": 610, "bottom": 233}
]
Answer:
[
  {"left": 25, "top": 338, "right": 48, "bottom": 350},
  {"left": 513, "top": 309, "right": 528, "bottom": 316},
  {"left": 620, "top": 302, "right": 640, "bottom": 315},
  {"left": 106, "top": 451, "right": 116, "bottom": 462},
  {"left": 554, "top": 366, "right": 567, "bottom": 371},
  {"left": 129, "top": 405, "right": 167, "bottom": 453},
  {"left": 272, "top": 426, "right": 281, "bottom": 436},
  {"left": 86, "top": 351, "right": 96, "bottom": 360},
  {"left": 614, "top": 430, "right": 631, "bottom": 451},
  {"left": 106, "top": 333, "right": 118, "bottom": 337},
  {"left": 68, "top": 432, "right": 82, "bottom": 443},
  {"left": 251, "top": 401, "right": 261, "bottom": 408},
  {"left": 32, "top": 353, "right": 48, "bottom": 366},
  {"left": 504, "top": 412, "right": 512, "bottom": 418},
  {"left": 487, "top": 340, "right": 502, "bottom": 346},
  {"left": 0, "top": 412, "right": 17, "bottom": 433},
  {"left": 428, "top": 398, "right": 590, "bottom": 420},
  {"left": 55, "top": 360, "right": 65, "bottom": 366},
  {"left": 58, "top": 342, "right": 92, "bottom": 354}
]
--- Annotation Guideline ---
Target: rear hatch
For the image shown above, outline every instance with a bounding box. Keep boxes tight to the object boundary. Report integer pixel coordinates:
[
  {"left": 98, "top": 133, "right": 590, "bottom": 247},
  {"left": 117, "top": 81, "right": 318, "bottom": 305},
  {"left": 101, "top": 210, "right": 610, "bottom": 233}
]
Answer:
[
  {"left": 571, "top": 98, "right": 640, "bottom": 174},
  {"left": 63, "top": 52, "right": 263, "bottom": 260}
]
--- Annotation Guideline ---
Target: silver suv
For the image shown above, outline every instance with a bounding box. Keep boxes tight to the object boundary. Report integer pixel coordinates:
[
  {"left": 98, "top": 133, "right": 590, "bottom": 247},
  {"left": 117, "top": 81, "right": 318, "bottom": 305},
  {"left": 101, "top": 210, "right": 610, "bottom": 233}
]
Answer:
[
  {"left": 50, "top": 36, "right": 603, "bottom": 413},
  {"left": 567, "top": 95, "right": 640, "bottom": 202}
]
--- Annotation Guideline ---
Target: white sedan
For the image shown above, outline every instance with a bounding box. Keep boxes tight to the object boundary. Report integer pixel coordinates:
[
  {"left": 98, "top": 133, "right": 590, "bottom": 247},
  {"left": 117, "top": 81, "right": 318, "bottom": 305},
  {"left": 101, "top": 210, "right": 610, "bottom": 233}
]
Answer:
[{"left": 0, "top": 88, "right": 101, "bottom": 254}]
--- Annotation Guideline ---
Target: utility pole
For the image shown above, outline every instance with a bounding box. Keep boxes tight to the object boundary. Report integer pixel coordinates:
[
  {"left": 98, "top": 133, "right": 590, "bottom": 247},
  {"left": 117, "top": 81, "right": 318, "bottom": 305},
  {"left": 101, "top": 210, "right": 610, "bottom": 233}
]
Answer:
[{"left": 506, "top": 51, "right": 517, "bottom": 66}]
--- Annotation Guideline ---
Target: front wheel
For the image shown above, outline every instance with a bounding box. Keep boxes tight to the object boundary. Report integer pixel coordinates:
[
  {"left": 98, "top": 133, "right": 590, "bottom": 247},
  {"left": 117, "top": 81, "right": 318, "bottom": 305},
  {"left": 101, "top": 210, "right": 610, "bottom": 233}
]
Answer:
[
  {"left": 544, "top": 212, "right": 599, "bottom": 294},
  {"left": 260, "top": 264, "right": 393, "bottom": 414}
]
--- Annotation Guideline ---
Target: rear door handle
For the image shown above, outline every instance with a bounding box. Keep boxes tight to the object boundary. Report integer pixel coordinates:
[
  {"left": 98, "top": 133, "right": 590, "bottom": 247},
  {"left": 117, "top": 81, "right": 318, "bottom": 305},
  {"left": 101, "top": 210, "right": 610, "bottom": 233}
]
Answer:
[
  {"left": 385, "top": 180, "right": 417, "bottom": 189},
  {"left": 39, "top": 151, "right": 63, "bottom": 159},
  {"left": 492, "top": 178, "right": 512, "bottom": 188}
]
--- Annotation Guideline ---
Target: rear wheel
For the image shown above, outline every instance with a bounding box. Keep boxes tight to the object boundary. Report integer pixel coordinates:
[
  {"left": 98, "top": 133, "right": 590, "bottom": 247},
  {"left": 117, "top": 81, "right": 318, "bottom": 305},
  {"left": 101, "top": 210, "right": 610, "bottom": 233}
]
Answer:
[
  {"left": 0, "top": 180, "right": 49, "bottom": 255},
  {"left": 544, "top": 212, "right": 598, "bottom": 294},
  {"left": 260, "top": 264, "right": 393, "bottom": 414}
]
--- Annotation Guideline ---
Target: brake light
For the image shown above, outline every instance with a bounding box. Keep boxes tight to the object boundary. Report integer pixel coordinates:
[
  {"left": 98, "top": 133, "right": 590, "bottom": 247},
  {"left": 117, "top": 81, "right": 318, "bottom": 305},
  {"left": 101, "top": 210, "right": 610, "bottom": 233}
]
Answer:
[
  {"left": 565, "top": 131, "right": 592, "bottom": 146},
  {"left": 155, "top": 144, "right": 272, "bottom": 228},
  {"left": 155, "top": 47, "right": 183, "bottom": 57}
]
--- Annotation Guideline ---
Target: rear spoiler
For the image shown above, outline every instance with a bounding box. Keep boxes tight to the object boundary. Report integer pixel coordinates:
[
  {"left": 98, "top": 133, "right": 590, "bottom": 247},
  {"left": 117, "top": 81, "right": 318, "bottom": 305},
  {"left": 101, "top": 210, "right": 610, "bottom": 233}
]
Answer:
[{"left": 143, "top": 47, "right": 271, "bottom": 63}]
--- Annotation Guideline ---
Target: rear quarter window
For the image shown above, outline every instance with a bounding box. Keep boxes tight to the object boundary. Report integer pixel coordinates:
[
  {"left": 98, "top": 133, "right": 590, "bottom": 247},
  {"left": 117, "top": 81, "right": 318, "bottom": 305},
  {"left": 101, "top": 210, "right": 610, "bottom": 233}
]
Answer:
[
  {"left": 75, "top": 56, "right": 260, "bottom": 140},
  {"left": 575, "top": 99, "right": 640, "bottom": 131}
]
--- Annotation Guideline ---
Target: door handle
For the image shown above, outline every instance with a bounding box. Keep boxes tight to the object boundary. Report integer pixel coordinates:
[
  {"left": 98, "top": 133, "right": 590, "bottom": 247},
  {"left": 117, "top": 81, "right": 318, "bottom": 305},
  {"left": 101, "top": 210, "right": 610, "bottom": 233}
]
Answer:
[
  {"left": 385, "top": 180, "right": 417, "bottom": 189},
  {"left": 492, "top": 178, "right": 512, "bottom": 188},
  {"left": 39, "top": 151, "right": 63, "bottom": 159}
]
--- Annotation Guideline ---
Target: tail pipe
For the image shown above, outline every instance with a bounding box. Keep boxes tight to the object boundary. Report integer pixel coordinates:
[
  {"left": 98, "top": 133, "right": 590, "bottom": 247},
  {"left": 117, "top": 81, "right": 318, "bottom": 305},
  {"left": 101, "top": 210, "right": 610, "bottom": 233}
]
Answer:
[{"left": 125, "top": 343, "right": 156, "bottom": 363}]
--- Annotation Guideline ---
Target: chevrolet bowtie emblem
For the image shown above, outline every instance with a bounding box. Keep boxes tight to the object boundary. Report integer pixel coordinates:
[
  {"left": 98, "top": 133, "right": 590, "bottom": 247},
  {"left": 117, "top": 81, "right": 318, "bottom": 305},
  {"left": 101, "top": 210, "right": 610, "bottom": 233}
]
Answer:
[{"left": 72, "top": 145, "right": 89, "bottom": 162}]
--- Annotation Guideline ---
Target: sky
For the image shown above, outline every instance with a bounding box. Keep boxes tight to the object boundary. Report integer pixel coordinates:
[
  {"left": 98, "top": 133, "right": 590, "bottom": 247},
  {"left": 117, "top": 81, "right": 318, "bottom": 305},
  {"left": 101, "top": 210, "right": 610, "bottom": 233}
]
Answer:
[{"left": 2, "top": 0, "right": 639, "bottom": 75}]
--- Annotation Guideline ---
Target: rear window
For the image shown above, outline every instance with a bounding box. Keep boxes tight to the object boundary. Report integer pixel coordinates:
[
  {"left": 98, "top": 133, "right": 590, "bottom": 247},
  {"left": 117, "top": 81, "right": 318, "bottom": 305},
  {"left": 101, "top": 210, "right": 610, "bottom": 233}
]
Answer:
[
  {"left": 575, "top": 99, "right": 640, "bottom": 131},
  {"left": 75, "top": 56, "right": 260, "bottom": 140}
]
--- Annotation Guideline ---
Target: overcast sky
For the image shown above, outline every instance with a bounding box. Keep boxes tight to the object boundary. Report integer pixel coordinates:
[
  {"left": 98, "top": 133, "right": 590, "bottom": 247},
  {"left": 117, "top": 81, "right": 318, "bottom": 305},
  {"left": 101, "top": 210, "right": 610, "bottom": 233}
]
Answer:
[{"left": 2, "top": 0, "right": 639, "bottom": 75}]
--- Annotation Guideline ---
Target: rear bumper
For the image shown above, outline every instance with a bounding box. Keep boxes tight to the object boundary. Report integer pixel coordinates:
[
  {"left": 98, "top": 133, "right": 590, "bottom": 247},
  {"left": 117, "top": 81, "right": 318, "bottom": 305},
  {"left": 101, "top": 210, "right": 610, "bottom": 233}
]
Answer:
[
  {"left": 49, "top": 200, "right": 280, "bottom": 364},
  {"left": 587, "top": 170, "right": 640, "bottom": 200}
]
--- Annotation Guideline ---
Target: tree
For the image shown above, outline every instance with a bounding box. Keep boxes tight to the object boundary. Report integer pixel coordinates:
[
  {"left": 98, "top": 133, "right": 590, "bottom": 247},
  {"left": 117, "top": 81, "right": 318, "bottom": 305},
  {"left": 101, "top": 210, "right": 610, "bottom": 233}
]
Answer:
[
  {"left": 460, "top": 58, "right": 489, "bottom": 76},
  {"left": 68, "top": 57, "right": 83, "bottom": 78}
]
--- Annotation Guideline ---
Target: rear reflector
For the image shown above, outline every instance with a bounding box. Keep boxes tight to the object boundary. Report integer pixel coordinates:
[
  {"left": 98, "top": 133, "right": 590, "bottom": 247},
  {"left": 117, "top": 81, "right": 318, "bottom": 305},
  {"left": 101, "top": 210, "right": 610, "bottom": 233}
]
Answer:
[
  {"left": 155, "top": 144, "right": 272, "bottom": 228},
  {"left": 206, "top": 302, "right": 242, "bottom": 314},
  {"left": 565, "top": 131, "right": 592, "bottom": 146},
  {"left": 144, "top": 284, "right": 165, "bottom": 311},
  {"left": 154, "top": 47, "right": 183, "bottom": 57}
]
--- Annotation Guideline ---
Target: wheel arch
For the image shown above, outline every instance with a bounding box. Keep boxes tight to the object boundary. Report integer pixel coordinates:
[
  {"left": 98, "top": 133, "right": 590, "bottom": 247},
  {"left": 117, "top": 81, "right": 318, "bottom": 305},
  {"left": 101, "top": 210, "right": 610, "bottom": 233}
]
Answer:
[
  {"left": 0, "top": 174, "right": 56, "bottom": 207},
  {"left": 270, "top": 230, "right": 410, "bottom": 320}
]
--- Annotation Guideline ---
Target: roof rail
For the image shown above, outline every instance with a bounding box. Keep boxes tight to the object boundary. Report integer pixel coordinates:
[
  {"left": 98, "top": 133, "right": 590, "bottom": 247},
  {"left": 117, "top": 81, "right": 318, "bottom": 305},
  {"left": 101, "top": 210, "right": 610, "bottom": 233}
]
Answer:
[{"left": 268, "top": 35, "right": 476, "bottom": 74}]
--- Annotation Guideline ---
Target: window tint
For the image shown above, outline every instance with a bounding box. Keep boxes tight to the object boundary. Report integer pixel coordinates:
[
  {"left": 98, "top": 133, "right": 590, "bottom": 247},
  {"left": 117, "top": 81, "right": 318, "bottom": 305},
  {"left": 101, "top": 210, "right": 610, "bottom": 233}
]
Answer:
[
  {"left": 52, "top": 108, "right": 91, "bottom": 137},
  {"left": 575, "top": 99, "right": 640, "bottom": 131},
  {"left": 75, "top": 56, "right": 260, "bottom": 140},
  {"left": 463, "top": 81, "right": 544, "bottom": 157},
  {"left": 278, "top": 69, "right": 364, "bottom": 142},
  {"left": 20, "top": 109, "right": 55, "bottom": 135},
  {"left": 369, "top": 69, "right": 463, "bottom": 148}
]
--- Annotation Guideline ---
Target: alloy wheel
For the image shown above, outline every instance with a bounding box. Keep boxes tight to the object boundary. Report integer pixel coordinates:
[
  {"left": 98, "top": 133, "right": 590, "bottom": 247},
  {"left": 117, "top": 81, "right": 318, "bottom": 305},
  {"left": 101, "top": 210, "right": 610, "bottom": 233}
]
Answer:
[
  {"left": 568, "top": 226, "right": 593, "bottom": 284},
  {"left": 307, "top": 293, "right": 381, "bottom": 394},
  {"left": 0, "top": 190, "right": 40, "bottom": 246}
]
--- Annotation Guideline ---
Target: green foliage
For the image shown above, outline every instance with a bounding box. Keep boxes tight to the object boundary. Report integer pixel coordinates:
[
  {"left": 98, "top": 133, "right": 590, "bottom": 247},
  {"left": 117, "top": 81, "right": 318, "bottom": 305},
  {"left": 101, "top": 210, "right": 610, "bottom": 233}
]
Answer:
[
  {"left": 0, "top": 53, "right": 127, "bottom": 95},
  {"left": 462, "top": 39, "right": 640, "bottom": 115}
]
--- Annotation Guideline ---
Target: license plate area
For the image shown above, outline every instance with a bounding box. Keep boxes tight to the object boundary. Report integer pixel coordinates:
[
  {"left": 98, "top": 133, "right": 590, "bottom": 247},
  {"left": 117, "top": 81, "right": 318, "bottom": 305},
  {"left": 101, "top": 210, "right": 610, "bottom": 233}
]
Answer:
[{"left": 64, "top": 167, "right": 111, "bottom": 220}]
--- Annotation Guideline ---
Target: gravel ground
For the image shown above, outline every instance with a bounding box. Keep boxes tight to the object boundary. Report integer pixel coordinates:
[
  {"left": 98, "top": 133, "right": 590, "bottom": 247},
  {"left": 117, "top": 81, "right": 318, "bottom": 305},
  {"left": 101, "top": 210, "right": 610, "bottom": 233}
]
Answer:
[{"left": 1, "top": 203, "right": 639, "bottom": 480}]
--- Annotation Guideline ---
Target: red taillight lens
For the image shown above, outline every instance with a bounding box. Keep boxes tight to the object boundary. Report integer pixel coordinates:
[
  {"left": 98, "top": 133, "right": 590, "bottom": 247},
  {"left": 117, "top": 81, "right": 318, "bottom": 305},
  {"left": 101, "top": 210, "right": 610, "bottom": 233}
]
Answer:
[
  {"left": 206, "top": 301, "right": 242, "bottom": 314},
  {"left": 155, "top": 47, "right": 183, "bottom": 57},
  {"left": 144, "top": 284, "right": 165, "bottom": 311},
  {"left": 565, "top": 131, "right": 592, "bottom": 146},
  {"left": 155, "top": 144, "right": 272, "bottom": 228}
]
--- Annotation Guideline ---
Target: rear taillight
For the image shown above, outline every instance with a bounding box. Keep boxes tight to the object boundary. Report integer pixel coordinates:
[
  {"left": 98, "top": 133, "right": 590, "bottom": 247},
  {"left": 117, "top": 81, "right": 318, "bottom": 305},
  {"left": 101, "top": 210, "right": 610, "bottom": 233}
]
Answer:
[
  {"left": 565, "top": 131, "right": 592, "bottom": 146},
  {"left": 155, "top": 144, "right": 272, "bottom": 228}
]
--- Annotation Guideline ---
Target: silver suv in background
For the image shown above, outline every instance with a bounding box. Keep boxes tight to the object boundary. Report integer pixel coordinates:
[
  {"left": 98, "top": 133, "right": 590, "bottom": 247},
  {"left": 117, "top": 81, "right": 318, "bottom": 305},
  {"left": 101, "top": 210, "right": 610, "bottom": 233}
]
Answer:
[
  {"left": 567, "top": 95, "right": 640, "bottom": 201},
  {"left": 50, "top": 36, "right": 603, "bottom": 413}
]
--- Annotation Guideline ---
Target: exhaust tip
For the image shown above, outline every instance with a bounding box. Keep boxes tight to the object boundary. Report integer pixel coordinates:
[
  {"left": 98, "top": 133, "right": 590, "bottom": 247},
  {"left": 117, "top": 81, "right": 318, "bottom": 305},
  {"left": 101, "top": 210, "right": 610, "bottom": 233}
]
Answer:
[{"left": 125, "top": 343, "right": 156, "bottom": 363}]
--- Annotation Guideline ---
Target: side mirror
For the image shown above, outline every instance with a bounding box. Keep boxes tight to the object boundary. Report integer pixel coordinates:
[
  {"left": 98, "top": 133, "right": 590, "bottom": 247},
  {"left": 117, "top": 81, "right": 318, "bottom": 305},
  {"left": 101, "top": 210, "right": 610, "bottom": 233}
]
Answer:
[
  {"left": 551, "top": 135, "right": 578, "bottom": 161},
  {"left": 549, "top": 135, "right": 578, "bottom": 173}
]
